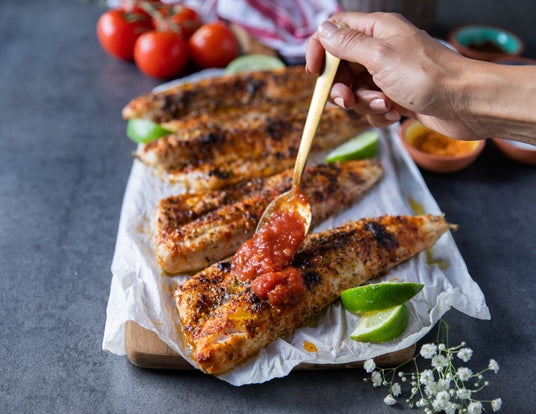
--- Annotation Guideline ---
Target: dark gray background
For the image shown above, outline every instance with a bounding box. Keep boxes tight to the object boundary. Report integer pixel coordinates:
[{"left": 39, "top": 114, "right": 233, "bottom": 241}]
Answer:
[{"left": 1, "top": 0, "right": 534, "bottom": 412}]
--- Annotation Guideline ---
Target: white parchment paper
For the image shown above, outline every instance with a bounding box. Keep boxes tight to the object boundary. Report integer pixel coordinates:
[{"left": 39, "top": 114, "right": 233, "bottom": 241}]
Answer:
[{"left": 103, "top": 72, "right": 490, "bottom": 386}]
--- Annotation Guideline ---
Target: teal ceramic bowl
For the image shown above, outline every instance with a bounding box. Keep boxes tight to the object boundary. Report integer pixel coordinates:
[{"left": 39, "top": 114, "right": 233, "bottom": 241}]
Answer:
[{"left": 448, "top": 24, "right": 524, "bottom": 61}]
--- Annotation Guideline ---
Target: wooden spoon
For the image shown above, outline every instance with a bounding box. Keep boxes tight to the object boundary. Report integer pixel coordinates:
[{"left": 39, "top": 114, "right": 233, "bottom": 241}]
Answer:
[{"left": 256, "top": 51, "right": 341, "bottom": 232}]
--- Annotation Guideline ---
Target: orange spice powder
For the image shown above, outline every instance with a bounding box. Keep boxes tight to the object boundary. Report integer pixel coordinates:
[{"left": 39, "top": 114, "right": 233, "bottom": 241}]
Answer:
[{"left": 413, "top": 130, "right": 477, "bottom": 157}]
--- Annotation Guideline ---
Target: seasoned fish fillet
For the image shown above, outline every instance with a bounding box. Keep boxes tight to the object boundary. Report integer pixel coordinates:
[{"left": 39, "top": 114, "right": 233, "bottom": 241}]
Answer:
[
  {"left": 122, "top": 66, "right": 316, "bottom": 123},
  {"left": 159, "top": 99, "right": 311, "bottom": 133},
  {"left": 174, "top": 214, "right": 450, "bottom": 375},
  {"left": 137, "top": 107, "right": 366, "bottom": 173},
  {"left": 156, "top": 160, "right": 384, "bottom": 273}
]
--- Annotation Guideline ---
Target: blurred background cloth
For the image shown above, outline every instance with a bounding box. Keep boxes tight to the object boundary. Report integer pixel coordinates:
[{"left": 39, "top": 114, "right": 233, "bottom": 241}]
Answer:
[{"left": 179, "top": 0, "right": 435, "bottom": 62}]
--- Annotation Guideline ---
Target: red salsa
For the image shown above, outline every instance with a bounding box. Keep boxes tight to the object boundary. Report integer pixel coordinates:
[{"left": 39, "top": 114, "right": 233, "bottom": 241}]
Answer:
[{"left": 232, "top": 195, "right": 308, "bottom": 306}]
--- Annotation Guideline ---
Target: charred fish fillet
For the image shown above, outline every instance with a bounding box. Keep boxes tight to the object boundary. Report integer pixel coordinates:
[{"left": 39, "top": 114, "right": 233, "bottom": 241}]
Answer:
[
  {"left": 122, "top": 66, "right": 316, "bottom": 123},
  {"left": 159, "top": 99, "right": 312, "bottom": 134},
  {"left": 174, "top": 214, "right": 450, "bottom": 375},
  {"left": 153, "top": 113, "right": 367, "bottom": 190},
  {"left": 136, "top": 107, "right": 366, "bottom": 173},
  {"left": 156, "top": 160, "right": 384, "bottom": 273}
]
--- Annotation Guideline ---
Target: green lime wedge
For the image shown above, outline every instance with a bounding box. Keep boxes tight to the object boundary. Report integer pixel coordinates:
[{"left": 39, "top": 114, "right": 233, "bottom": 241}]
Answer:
[
  {"left": 350, "top": 303, "right": 410, "bottom": 343},
  {"left": 224, "top": 54, "right": 285, "bottom": 75},
  {"left": 341, "top": 282, "right": 424, "bottom": 313},
  {"left": 126, "top": 119, "right": 173, "bottom": 144},
  {"left": 325, "top": 131, "right": 379, "bottom": 162}
]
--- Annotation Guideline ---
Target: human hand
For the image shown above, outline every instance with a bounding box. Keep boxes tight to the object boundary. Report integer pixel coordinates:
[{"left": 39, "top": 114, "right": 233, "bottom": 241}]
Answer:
[{"left": 305, "top": 12, "right": 483, "bottom": 140}]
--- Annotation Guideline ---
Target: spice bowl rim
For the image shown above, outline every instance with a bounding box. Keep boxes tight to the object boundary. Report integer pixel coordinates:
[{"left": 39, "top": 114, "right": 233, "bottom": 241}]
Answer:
[
  {"left": 492, "top": 138, "right": 536, "bottom": 165},
  {"left": 398, "top": 118, "right": 486, "bottom": 173},
  {"left": 448, "top": 24, "right": 524, "bottom": 61}
]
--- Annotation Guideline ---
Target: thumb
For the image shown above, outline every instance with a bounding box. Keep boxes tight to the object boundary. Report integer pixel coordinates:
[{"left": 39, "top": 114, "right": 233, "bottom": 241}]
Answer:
[{"left": 318, "top": 21, "right": 383, "bottom": 73}]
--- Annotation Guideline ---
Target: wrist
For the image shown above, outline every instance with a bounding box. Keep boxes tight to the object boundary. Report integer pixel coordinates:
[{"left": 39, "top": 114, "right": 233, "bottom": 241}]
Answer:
[{"left": 453, "top": 59, "right": 536, "bottom": 143}]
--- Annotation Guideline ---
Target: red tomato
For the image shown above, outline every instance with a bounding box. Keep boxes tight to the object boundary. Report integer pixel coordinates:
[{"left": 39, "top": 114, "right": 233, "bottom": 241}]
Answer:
[
  {"left": 134, "top": 31, "right": 189, "bottom": 79},
  {"left": 96, "top": 9, "right": 152, "bottom": 61},
  {"left": 156, "top": 5, "right": 201, "bottom": 38},
  {"left": 188, "top": 21, "right": 239, "bottom": 68}
]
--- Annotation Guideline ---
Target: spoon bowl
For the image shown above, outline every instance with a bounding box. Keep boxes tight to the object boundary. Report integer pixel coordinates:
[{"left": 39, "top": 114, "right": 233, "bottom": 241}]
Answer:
[{"left": 256, "top": 190, "right": 312, "bottom": 233}]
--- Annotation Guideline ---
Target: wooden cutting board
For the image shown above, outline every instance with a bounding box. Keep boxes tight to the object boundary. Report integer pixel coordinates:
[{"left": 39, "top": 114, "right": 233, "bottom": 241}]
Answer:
[{"left": 124, "top": 321, "right": 416, "bottom": 370}]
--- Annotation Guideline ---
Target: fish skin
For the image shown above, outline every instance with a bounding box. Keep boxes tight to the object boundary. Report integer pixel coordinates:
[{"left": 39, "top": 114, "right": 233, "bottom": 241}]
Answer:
[
  {"left": 173, "top": 214, "right": 451, "bottom": 375},
  {"left": 156, "top": 160, "right": 384, "bottom": 274},
  {"left": 122, "top": 66, "right": 316, "bottom": 123}
]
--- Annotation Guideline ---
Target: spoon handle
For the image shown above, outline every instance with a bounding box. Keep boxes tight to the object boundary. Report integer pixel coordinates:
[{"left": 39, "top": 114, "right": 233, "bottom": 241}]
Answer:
[{"left": 292, "top": 51, "right": 341, "bottom": 188}]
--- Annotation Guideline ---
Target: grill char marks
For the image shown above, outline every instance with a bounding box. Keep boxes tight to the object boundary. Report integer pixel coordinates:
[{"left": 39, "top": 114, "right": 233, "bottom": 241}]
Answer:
[
  {"left": 122, "top": 66, "right": 316, "bottom": 123},
  {"left": 174, "top": 214, "right": 451, "bottom": 375},
  {"left": 155, "top": 160, "right": 384, "bottom": 274},
  {"left": 135, "top": 107, "right": 368, "bottom": 190}
]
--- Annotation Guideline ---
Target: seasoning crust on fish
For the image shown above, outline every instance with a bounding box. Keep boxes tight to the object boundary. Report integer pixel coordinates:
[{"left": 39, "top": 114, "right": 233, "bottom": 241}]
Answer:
[
  {"left": 140, "top": 107, "right": 367, "bottom": 189},
  {"left": 156, "top": 159, "right": 384, "bottom": 273},
  {"left": 122, "top": 66, "right": 316, "bottom": 123},
  {"left": 136, "top": 107, "right": 366, "bottom": 173},
  {"left": 173, "top": 215, "right": 451, "bottom": 375}
]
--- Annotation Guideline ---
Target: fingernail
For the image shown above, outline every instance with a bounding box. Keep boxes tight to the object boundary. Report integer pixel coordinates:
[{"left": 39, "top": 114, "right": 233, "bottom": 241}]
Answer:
[
  {"left": 370, "top": 99, "right": 388, "bottom": 112},
  {"left": 385, "top": 109, "right": 401, "bottom": 121},
  {"left": 334, "top": 97, "right": 346, "bottom": 109},
  {"left": 319, "top": 21, "right": 338, "bottom": 38}
]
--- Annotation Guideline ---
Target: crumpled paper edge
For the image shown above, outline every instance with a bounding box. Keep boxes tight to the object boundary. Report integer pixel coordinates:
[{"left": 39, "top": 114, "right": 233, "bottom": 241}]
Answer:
[{"left": 103, "top": 71, "right": 490, "bottom": 385}]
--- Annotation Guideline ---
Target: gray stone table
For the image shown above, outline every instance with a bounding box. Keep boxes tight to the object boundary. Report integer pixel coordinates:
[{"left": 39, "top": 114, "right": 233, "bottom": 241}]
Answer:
[{"left": 1, "top": 0, "right": 535, "bottom": 412}]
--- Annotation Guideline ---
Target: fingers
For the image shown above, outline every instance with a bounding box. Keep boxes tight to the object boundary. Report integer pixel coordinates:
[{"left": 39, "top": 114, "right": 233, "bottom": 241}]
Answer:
[
  {"left": 305, "top": 33, "right": 325, "bottom": 75},
  {"left": 366, "top": 110, "right": 401, "bottom": 127},
  {"left": 317, "top": 20, "right": 380, "bottom": 68}
]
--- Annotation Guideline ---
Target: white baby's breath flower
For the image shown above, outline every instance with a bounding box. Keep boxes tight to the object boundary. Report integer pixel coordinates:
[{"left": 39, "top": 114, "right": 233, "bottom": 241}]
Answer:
[
  {"left": 431, "top": 354, "right": 448, "bottom": 370},
  {"left": 420, "top": 343, "right": 438, "bottom": 359},
  {"left": 363, "top": 359, "right": 376, "bottom": 373},
  {"left": 437, "top": 378, "right": 451, "bottom": 392},
  {"left": 432, "top": 390, "right": 450, "bottom": 410},
  {"left": 491, "top": 397, "right": 503, "bottom": 412},
  {"left": 371, "top": 371, "right": 382, "bottom": 387},
  {"left": 456, "top": 388, "right": 471, "bottom": 400},
  {"left": 456, "top": 367, "right": 473, "bottom": 381},
  {"left": 391, "top": 382, "right": 401, "bottom": 396},
  {"left": 420, "top": 369, "right": 434, "bottom": 385},
  {"left": 416, "top": 399, "right": 426, "bottom": 408},
  {"left": 467, "top": 401, "right": 483, "bottom": 414},
  {"left": 457, "top": 347, "right": 473, "bottom": 362},
  {"left": 438, "top": 343, "right": 446, "bottom": 351},
  {"left": 444, "top": 402, "right": 457, "bottom": 414},
  {"left": 424, "top": 381, "right": 439, "bottom": 396},
  {"left": 383, "top": 394, "right": 396, "bottom": 406},
  {"left": 489, "top": 359, "right": 500, "bottom": 373}
]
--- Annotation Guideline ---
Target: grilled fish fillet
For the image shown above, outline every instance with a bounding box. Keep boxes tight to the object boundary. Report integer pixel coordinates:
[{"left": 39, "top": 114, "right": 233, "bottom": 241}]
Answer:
[
  {"left": 158, "top": 99, "right": 311, "bottom": 134},
  {"left": 174, "top": 214, "right": 450, "bottom": 375},
  {"left": 122, "top": 66, "right": 316, "bottom": 123},
  {"left": 137, "top": 107, "right": 365, "bottom": 172},
  {"left": 151, "top": 109, "right": 367, "bottom": 190},
  {"left": 156, "top": 160, "right": 384, "bottom": 274}
]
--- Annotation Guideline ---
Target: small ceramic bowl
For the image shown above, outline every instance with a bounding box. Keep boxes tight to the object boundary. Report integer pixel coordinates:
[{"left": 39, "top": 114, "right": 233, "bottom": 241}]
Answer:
[
  {"left": 399, "top": 119, "right": 486, "bottom": 173},
  {"left": 448, "top": 24, "right": 524, "bottom": 61},
  {"left": 492, "top": 139, "right": 536, "bottom": 165}
]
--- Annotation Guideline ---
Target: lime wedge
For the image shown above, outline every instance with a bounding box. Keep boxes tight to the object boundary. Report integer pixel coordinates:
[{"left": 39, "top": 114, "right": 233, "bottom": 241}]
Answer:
[
  {"left": 325, "top": 131, "right": 379, "bottom": 162},
  {"left": 341, "top": 282, "right": 424, "bottom": 313},
  {"left": 224, "top": 54, "right": 285, "bottom": 75},
  {"left": 350, "top": 303, "right": 410, "bottom": 343},
  {"left": 126, "top": 119, "right": 173, "bottom": 143}
]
